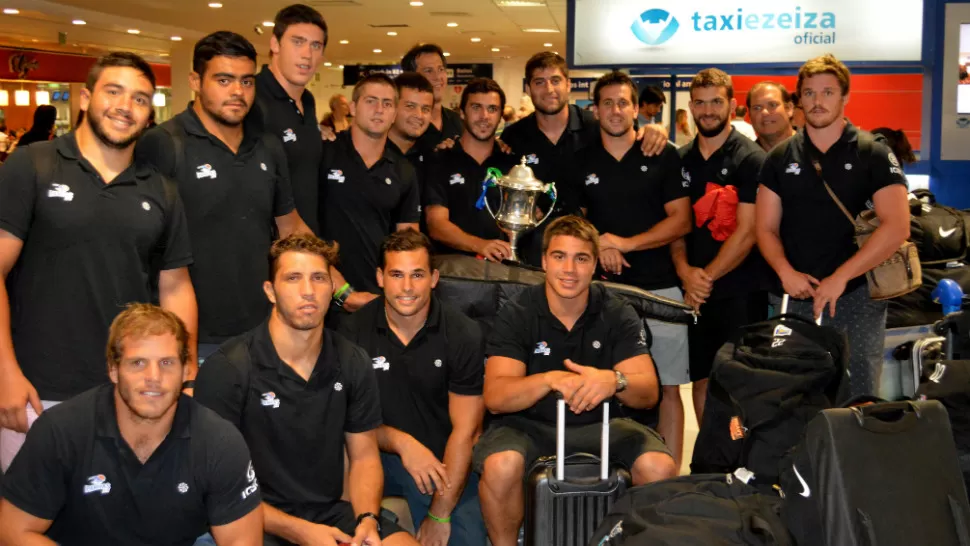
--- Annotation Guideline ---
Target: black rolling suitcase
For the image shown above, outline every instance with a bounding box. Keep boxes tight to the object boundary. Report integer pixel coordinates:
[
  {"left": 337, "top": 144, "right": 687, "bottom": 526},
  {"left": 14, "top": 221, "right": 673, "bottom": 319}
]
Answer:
[
  {"left": 525, "top": 397, "right": 631, "bottom": 546},
  {"left": 781, "top": 401, "right": 970, "bottom": 546}
]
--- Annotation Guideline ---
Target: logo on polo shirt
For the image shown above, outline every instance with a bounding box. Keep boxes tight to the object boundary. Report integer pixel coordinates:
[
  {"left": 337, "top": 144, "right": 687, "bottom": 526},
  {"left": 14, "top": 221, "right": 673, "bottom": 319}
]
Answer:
[
  {"left": 83, "top": 474, "right": 112, "bottom": 495},
  {"left": 450, "top": 173, "right": 465, "bottom": 185},
  {"left": 372, "top": 356, "right": 390, "bottom": 371},
  {"left": 177, "top": 482, "right": 189, "bottom": 494},
  {"left": 142, "top": 201, "right": 151, "bottom": 211},
  {"left": 241, "top": 461, "right": 259, "bottom": 500},
  {"left": 334, "top": 382, "right": 344, "bottom": 391},
  {"left": 681, "top": 167, "right": 691, "bottom": 188},
  {"left": 641, "top": 165, "right": 649, "bottom": 173},
  {"left": 328, "top": 169, "right": 346, "bottom": 183},
  {"left": 888, "top": 152, "right": 901, "bottom": 168},
  {"left": 534, "top": 341, "right": 551, "bottom": 356},
  {"left": 260, "top": 163, "right": 268, "bottom": 171},
  {"left": 195, "top": 164, "right": 218, "bottom": 179},
  {"left": 637, "top": 327, "right": 648, "bottom": 347},
  {"left": 592, "top": 340, "right": 601, "bottom": 349},
  {"left": 47, "top": 183, "right": 74, "bottom": 202},
  {"left": 525, "top": 154, "right": 540, "bottom": 165},
  {"left": 785, "top": 163, "right": 801, "bottom": 175},
  {"left": 283, "top": 128, "right": 297, "bottom": 143},
  {"left": 434, "top": 359, "right": 443, "bottom": 368},
  {"left": 844, "top": 163, "right": 853, "bottom": 171},
  {"left": 631, "top": 9, "right": 680, "bottom": 46},
  {"left": 585, "top": 173, "right": 599, "bottom": 186},
  {"left": 260, "top": 391, "right": 281, "bottom": 408}
]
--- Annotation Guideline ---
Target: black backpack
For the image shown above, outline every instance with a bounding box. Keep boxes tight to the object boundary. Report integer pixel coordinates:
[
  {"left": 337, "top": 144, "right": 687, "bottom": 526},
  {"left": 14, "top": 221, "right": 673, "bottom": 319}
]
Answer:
[
  {"left": 690, "top": 314, "right": 849, "bottom": 487},
  {"left": 588, "top": 474, "right": 793, "bottom": 546}
]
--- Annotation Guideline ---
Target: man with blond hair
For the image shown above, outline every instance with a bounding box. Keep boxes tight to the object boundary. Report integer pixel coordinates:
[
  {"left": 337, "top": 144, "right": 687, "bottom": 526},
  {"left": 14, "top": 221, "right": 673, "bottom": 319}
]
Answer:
[{"left": 0, "top": 304, "right": 262, "bottom": 546}]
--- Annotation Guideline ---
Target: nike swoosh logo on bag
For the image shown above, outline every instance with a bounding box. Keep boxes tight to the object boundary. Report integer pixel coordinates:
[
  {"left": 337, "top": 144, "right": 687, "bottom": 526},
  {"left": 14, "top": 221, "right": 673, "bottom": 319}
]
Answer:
[
  {"left": 793, "top": 465, "right": 811, "bottom": 497},
  {"left": 940, "top": 227, "right": 957, "bottom": 238}
]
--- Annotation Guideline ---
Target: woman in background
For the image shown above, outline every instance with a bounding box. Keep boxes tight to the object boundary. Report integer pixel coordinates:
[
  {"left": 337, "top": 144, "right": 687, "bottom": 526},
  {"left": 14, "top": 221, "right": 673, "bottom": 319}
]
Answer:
[
  {"left": 319, "top": 93, "right": 351, "bottom": 133},
  {"left": 674, "top": 108, "right": 694, "bottom": 147},
  {"left": 872, "top": 127, "right": 917, "bottom": 170},
  {"left": 14, "top": 105, "right": 57, "bottom": 148}
]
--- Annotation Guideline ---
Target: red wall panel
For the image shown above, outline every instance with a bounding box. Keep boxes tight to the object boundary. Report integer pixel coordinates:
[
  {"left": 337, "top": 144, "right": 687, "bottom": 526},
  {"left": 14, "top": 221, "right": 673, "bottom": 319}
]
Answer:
[{"left": 731, "top": 74, "right": 922, "bottom": 150}]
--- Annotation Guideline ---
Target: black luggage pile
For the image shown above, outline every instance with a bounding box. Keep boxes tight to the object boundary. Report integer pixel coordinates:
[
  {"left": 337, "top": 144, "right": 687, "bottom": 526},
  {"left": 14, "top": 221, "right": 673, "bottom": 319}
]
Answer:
[
  {"left": 690, "top": 311, "right": 849, "bottom": 487},
  {"left": 888, "top": 189, "right": 970, "bottom": 328}
]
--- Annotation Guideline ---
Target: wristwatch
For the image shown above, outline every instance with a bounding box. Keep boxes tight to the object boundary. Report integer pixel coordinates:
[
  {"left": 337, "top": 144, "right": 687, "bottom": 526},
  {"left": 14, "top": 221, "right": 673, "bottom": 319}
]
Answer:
[
  {"left": 356, "top": 512, "right": 382, "bottom": 533},
  {"left": 614, "top": 370, "right": 629, "bottom": 393},
  {"left": 334, "top": 284, "right": 355, "bottom": 308}
]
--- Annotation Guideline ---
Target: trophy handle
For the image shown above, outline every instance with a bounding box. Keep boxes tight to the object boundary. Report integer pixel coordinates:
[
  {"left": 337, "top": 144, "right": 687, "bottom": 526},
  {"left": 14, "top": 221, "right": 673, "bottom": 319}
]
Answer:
[
  {"left": 534, "top": 182, "right": 558, "bottom": 228},
  {"left": 483, "top": 187, "right": 498, "bottom": 220}
]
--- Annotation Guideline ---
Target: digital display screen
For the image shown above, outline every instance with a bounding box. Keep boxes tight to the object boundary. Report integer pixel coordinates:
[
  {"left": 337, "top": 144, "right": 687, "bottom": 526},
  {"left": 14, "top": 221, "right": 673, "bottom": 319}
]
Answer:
[
  {"left": 51, "top": 91, "right": 62, "bottom": 101},
  {"left": 61, "top": 91, "right": 70, "bottom": 102},
  {"left": 959, "top": 23, "right": 970, "bottom": 114}
]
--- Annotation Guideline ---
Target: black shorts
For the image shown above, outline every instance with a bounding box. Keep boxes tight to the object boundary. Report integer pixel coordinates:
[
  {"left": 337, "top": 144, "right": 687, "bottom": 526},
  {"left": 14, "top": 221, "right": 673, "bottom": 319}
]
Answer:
[
  {"left": 263, "top": 501, "right": 405, "bottom": 545},
  {"left": 471, "top": 415, "right": 671, "bottom": 474},
  {"left": 688, "top": 292, "right": 769, "bottom": 382}
]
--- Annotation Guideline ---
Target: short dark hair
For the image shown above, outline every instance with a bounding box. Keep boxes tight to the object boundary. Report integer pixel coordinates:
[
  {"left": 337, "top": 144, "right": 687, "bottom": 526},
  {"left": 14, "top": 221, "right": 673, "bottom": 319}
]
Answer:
[
  {"left": 352, "top": 73, "right": 398, "bottom": 102},
  {"left": 269, "top": 233, "right": 340, "bottom": 279},
  {"left": 193, "top": 31, "right": 257, "bottom": 77},
  {"left": 735, "top": 105, "right": 747, "bottom": 117},
  {"left": 593, "top": 71, "right": 638, "bottom": 106},
  {"left": 525, "top": 51, "right": 568, "bottom": 83},
  {"left": 106, "top": 303, "right": 189, "bottom": 370},
  {"left": 460, "top": 78, "right": 506, "bottom": 112},
  {"left": 381, "top": 229, "right": 435, "bottom": 269},
  {"left": 690, "top": 68, "right": 734, "bottom": 100},
  {"left": 394, "top": 71, "right": 434, "bottom": 96},
  {"left": 638, "top": 86, "right": 665, "bottom": 106},
  {"left": 872, "top": 127, "right": 917, "bottom": 165},
  {"left": 401, "top": 43, "right": 446, "bottom": 72},
  {"left": 85, "top": 51, "right": 156, "bottom": 91},
  {"left": 746, "top": 81, "right": 793, "bottom": 109},
  {"left": 542, "top": 215, "right": 600, "bottom": 261},
  {"left": 273, "top": 4, "right": 328, "bottom": 47}
]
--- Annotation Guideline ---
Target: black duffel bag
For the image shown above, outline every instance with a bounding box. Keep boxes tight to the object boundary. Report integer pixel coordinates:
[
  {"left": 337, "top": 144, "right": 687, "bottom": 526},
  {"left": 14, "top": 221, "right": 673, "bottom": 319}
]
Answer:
[
  {"left": 910, "top": 189, "right": 969, "bottom": 266},
  {"left": 690, "top": 314, "right": 849, "bottom": 486},
  {"left": 588, "top": 474, "right": 793, "bottom": 546}
]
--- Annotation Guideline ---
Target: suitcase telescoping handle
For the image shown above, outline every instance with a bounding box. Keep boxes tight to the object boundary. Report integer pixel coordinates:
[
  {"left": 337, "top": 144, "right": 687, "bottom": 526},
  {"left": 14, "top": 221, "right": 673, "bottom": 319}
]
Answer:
[
  {"left": 780, "top": 294, "right": 823, "bottom": 325},
  {"left": 555, "top": 394, "right": 610, "bottom": 482}
]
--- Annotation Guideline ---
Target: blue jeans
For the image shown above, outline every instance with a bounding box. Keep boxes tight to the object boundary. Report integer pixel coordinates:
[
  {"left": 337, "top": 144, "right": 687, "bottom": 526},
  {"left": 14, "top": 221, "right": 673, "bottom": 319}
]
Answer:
[{"left": 381, "top": 452, "right": 487, "bottom": 546}]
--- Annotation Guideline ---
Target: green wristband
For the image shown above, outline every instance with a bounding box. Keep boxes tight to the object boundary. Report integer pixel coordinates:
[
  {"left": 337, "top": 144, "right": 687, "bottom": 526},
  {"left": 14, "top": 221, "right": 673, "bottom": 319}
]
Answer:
[
  {"left": 426, "top": 511, "right": 451, "bottom": 524},
  {"left": 333, "top": 282, "right": 350, "bottom": 298}
]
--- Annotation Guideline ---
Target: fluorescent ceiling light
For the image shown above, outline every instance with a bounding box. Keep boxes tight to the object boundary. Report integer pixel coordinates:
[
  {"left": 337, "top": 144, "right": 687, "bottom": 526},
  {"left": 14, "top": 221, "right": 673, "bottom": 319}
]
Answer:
[
  {"left": 339, "top": 39, "right": 349, "bottom": 44},
  {"left": 470, "top": 37, "right": 481, "bottom": 42},
  {"left": 15, "top": 89, "right": 30, "bottom": 106},
  {"left": 522, "top": 28, "right": 559, "bottom": 33},
  {"left": 3, "top": 8, "right": 19, "bottom": 15},
  {"left": 496, "top": 0, "right": 546, "bottom": 5},
  {"left": 262, "top": 21, "right": 274, "bottom": 27},
  {"left": 72, "top": 19, "right": 86, "bottom": 25},
  {"left": 127, "top": 29, "right": 140, "bottom": 34},
  {"left": 443, "top": 52, "right": 451, "bottom": 57},
  {"left": 447, "top": 22, "right": 458, "bottom": 27}
]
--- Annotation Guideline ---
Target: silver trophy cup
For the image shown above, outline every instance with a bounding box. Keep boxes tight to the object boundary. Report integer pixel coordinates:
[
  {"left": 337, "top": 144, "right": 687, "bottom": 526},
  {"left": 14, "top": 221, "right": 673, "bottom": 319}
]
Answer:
[{"left": 484, "top": 157, "right": 558, "bottom": 263}]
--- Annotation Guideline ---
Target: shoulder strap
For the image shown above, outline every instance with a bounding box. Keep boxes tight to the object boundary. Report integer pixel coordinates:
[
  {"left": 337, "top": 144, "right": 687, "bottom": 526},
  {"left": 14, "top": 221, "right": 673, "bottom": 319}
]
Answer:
[
  {"left": 810, "top": 155, "right": 856, "bottom": 226},
  {"left": 28, "top": 142, "right": 56, "bottom": 187},
  {"left": 160, "top": 121, "right": 185, "bottom": 175}
]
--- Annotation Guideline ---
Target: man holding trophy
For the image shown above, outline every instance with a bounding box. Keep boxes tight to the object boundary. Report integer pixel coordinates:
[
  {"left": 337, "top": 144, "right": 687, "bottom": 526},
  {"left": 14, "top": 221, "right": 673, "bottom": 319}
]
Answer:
[{"left": 424, "top": 78, "right": 518, "bottom": 261}]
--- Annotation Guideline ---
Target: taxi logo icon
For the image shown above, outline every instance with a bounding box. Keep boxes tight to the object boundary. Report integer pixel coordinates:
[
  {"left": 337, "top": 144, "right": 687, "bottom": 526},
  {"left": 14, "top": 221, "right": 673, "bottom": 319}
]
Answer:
[
  {"left": 282, "top": 128, "right": 297, "bottom": 143},
  {"left": 631, "top": 8, "right": 680, "bottom": 46},
  {"left": 449, "top": 173, "right": 465, "bottom": 185},
  {"left": 585, "top": 173, "right": 599, "bottom": 186},
  {"left": 48, "top": 183, "right": 74, "bottom": 202},
  {"left": 525, "top": 154, "right": 540, "bottom": 165},
  {"left": 534, "top": 341, "right": 551, "bottom": 356}
]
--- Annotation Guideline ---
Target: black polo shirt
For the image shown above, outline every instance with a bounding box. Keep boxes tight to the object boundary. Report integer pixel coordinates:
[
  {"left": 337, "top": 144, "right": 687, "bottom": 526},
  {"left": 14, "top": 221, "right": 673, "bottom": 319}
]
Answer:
[
  {"left": 416, "top": 106, "right": 463, "bottom": 151},
  {"left": 1, "top": 384, "right": 260, "bottom": 545},
  {"left": 386, "top": 138, "right": 432, "bottom": 187},
  {"left": 0, "top": 136, "right": 192, "bottom": 401},
  {"left": 679, "top": 128, "right": 768, "bottom": 299},
  {"left": 500, "top": 105, "right": 599, "bottom": 265},
  {"left": 319, "top": 131, "right": 421, "bottom": 293},
  {"left": 758, "top": 123, "right": 907, "bottom": 290},
  {"left": 254, "top": 65, "right": 323, "bottom": 235},
  {"left": 194, "top": 321, "right": 382, "bottom": 519},
  {"left": 424, "top": 142, "right": 518, "bottom": 255},
  {"left": 486, "top": 283, "right": 651, "bottom": 426},
  {"left": 338, "top": 296, "right": 484, "bottom": 459},
  {"left": 136, "top": 106, "right": 295, "bottom": 344},
  {"left": 578, "top": 140, "right": 687, "bottom": 291}
]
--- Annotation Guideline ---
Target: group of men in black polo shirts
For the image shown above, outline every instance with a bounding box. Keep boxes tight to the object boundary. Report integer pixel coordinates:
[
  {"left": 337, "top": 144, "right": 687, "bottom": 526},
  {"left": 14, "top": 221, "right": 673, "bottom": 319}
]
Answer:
[{"left": 0, "top": 0, "right": 911, "bottom": 542}]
